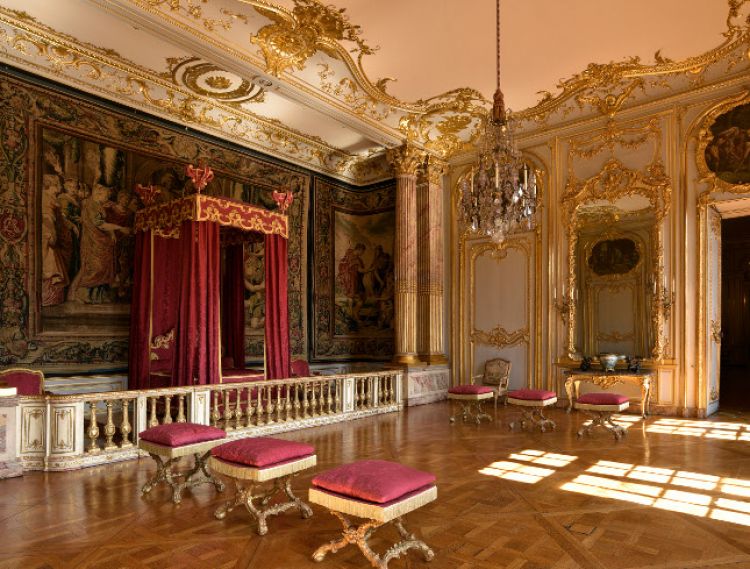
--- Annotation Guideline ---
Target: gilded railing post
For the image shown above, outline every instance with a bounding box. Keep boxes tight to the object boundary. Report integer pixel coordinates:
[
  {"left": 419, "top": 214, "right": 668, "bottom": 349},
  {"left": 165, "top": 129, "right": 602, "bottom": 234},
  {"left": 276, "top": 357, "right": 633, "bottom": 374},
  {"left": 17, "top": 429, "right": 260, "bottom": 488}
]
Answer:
[
  {"left": 163, "top": 395, "right": 173, "bottom": 425},
  {"left": 176, "top": 395, "right": 186, "bottom": 423},
  {"left": 103, "top": 400, "right": 116, "bottom": 450},
  {"left": 120, "top": 399, "right": 132, "bottom": 448},
  {"left": 387, "top": 144, "right": 426, "bottom": 365},
  {"left": 87, "top": 401, "right": 100, "bottom": 455},
  {"left": 148, "top": 397, "right": 159, "bottom": 428}
]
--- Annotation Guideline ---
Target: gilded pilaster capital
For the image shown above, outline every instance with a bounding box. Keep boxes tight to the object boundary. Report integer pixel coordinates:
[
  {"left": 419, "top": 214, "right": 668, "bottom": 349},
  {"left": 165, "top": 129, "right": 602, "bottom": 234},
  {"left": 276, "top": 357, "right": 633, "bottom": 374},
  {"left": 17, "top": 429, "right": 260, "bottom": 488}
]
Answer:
[
  {"left": 425, "top": 157, "right": 448, "bottom": 186},
  {"left": 387, "top": 144, "right": 426, "bottom": 177}
]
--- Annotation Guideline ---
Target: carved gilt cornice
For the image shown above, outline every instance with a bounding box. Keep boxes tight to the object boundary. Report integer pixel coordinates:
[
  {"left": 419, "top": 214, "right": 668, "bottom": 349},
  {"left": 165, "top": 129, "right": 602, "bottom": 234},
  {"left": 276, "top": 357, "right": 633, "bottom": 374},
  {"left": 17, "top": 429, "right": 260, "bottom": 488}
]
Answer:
[{"left": 471, "top": 326, "right": 529, "bottom": 349}]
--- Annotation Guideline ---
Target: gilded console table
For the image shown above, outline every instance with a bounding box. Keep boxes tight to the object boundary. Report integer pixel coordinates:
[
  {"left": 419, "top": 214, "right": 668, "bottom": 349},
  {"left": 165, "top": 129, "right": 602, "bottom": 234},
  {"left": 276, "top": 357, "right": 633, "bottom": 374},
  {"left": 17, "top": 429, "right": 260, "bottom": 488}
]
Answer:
[{"left": 564, "top": 371, "right": 654, "bottom": 418}]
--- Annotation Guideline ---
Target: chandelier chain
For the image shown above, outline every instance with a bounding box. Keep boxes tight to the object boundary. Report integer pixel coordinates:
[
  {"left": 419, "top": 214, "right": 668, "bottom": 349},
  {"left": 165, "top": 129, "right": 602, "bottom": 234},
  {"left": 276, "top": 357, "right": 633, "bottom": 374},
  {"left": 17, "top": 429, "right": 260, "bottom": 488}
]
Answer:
[{"left": 496, "top": 0, "right": 501, "bottom": 92}]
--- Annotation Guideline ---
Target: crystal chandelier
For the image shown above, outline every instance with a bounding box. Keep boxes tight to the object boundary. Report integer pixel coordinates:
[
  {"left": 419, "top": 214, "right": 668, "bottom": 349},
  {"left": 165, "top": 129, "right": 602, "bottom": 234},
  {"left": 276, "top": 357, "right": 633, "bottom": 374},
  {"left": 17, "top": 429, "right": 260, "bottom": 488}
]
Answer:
[{"left": 459, "top": 0, "right": 537, "bottom": 242}]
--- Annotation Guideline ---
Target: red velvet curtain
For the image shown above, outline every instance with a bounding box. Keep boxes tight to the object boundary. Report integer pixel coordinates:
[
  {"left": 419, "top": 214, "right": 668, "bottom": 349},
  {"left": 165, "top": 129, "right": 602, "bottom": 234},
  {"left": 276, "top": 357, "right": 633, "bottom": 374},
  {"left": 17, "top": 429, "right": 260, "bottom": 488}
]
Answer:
[
  {"left": 265, "top": 234, "right": 290, "bottom": 379},
  {"left": 128, "top": 230, "right": 151, "bottom": 390},
  {"left": 222, "top": 243, "right": 245, "bottom": 370},
  {"left": 173, "top": 220, "right": 221, "bottom": 386}
]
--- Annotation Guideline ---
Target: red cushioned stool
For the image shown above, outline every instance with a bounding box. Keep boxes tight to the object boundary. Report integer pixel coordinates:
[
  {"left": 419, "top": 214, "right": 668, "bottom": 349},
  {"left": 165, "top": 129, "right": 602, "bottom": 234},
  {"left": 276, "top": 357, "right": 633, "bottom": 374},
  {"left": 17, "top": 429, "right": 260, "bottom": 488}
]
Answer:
[
  {"left": 447, "top": 384, "right": 494, "bottom": 425},
  {"left": 575, "top": 392, "right": 630, "bottom": 441},
  {"left": 138, "top": 423, "right": 227, "bottom": 504},
  {"left": 507, "top": 389, "right": 558, "bottom": 432},
  {"left": 309, "top": 460, "right": 436, "bottom": 569},
  {"left": 209, "top": 437, "right": 316, "bottom": 535}
]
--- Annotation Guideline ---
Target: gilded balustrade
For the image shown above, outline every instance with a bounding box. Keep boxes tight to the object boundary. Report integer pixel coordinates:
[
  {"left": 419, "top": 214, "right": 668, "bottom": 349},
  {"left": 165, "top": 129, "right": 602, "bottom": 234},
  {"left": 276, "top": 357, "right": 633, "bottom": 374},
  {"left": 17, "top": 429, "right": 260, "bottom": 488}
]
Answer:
[{"left": 16, "top": 370, "right": 402, "bottom": 472}]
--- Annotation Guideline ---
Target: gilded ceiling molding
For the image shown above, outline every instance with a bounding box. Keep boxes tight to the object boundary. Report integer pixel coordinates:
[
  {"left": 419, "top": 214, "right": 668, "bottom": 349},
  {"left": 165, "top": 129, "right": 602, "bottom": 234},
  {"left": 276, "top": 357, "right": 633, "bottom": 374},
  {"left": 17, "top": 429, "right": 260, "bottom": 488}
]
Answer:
[
  {"left": 513, "top": 0, "right": 750, "bottom": 125},
  {"left": 0, "top": 7, "right": 387, "bottom": 184},
  {"left": 167, "top": 56, "right": 266, "bottom": 105}
]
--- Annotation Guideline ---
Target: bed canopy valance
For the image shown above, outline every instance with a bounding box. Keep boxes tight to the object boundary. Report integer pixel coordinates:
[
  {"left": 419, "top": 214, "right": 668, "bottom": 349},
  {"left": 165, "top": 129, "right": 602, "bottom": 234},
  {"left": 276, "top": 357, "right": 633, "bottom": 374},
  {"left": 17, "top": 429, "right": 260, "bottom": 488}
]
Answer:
[{"left": 128, "top": 169, "right": 292, "bottom": 389}]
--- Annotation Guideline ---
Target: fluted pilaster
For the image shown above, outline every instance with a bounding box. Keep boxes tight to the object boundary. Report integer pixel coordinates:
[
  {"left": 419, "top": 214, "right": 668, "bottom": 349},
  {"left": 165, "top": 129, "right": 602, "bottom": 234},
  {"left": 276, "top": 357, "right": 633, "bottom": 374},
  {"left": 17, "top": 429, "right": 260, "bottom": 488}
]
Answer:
[
  {"left": 419, "top": 158, "right": 448, "bottom": 364},
  {"left": 387, "top": 144, "right": 426, "bottom": 366}
]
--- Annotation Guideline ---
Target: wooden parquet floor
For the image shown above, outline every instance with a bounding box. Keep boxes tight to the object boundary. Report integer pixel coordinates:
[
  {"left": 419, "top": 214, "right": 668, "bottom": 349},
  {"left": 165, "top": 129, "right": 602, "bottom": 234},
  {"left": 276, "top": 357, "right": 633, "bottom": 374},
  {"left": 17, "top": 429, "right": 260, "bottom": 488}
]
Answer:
[{"left": 4, "top": 403, "right": 750, "bottom": 569}]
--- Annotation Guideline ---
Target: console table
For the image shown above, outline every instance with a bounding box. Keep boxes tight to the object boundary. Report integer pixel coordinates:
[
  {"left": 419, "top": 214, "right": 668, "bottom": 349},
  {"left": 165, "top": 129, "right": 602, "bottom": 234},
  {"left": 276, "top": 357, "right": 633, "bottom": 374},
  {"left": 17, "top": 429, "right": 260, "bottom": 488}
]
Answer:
[{"left": 564, "top": 370, "right": 654, "bottom": 417}]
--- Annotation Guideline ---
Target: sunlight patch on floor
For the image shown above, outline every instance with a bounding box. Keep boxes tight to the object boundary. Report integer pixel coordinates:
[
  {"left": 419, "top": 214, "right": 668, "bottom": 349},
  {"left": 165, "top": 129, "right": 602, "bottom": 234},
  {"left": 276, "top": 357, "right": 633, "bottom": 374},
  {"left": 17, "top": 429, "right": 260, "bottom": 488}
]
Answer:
[
  {"left": 646, "top": 418, "right": 750, "bottom": 441},
  {"left": 561, "top": 459, "right": 750, "bottom": 526},
  {"left": 479, "top": 449, "right": 577, "bottom": 484}
]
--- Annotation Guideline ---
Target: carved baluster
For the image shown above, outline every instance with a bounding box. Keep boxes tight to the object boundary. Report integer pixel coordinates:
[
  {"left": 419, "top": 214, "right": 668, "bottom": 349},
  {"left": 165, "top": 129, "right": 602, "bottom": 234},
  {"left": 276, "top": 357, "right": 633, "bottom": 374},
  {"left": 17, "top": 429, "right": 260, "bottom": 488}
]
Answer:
[
  {"left": 87, "top": 401, "right": 100, "bottom": 454},
  {"left": 120, "top": 399, "right": 132, "bottom": 448},
  {"left": 245, "top": 387, "right": 255, "bottom": 427},
  {"left": 302, "top": 382, "right": 310, "bottom": 418},
  {"left": 369, "top": 377, "right": 375, "bottom": 408},
  {"left": 294, "top": 384, "right": 301, "bottom": 419},
  {"left": 389, "top": 375, "right": 395, "bottom": 404},
  {"left": 148, "top": 397, "right": 159, "bottom": 428},
  {"left": 223, "top": 390, "right": 233, "bottom": 430},
  {"left": 103, "top": 400, "right": 117, "bottom": 450},
  {"left": 234, "top": 388, "right": 243, "bottom": 430},
  {"left": 325, "top": 382, "right": 332, "bottom": 415},
  {"left": 335, "top": 379, "right": 341, "bottom": 412},
  {"left": 266, "top": 385, "right": 275, "bottom": 424},
  {"left": 257, "top": 385, "right": 265, "bottom": 426},
  {"left": 276, "top": 386, "right": 282, "bottom": 423},
  {"left": 210, "top": 391, "right": 221, "bottom": 427},
  {"left": 285, "top": 386, "right": 292, "bottom": 421},
  {"left": 163, "top": 395, "right": 173, "bottom": 424},
  {"left": 176, "top": 395, "right": 186, "bottom": 423},
  {"left": 356, "top": 379, "right": 363, "bottom": 409}
]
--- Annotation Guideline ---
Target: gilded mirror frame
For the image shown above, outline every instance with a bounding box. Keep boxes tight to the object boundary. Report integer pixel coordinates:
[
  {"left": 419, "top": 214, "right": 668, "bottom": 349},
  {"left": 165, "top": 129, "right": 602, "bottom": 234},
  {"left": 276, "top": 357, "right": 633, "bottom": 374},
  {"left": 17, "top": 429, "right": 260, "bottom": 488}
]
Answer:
[{"left": 561, "top": 157, "right": 672, "bottom": 362}]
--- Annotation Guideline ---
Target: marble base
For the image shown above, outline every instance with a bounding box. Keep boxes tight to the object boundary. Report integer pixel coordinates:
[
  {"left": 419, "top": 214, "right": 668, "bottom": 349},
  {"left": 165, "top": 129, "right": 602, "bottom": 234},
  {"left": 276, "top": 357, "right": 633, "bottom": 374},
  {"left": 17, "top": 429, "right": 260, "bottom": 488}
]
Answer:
[
  {"left": 404, "top": 366, "right": 450, "bottom": 407},
  {"left": 0, "top": 393, "right": 21, "bottom": 478},
  {"left": 0, "top": 461, "right": 23, "bottom": 479}
]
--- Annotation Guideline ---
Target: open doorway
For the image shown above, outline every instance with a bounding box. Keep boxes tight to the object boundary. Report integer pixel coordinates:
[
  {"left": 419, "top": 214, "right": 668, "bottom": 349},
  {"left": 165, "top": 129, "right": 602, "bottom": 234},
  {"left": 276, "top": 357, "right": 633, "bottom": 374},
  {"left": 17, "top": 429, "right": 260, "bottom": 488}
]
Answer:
[{"left": 720, "top": 216, "right": 750, "bottom": 411}]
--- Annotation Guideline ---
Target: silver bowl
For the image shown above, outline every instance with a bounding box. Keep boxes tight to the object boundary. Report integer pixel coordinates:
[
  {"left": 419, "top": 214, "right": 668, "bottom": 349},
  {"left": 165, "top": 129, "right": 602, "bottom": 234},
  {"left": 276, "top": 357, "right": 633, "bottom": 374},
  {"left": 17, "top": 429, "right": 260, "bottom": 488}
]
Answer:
[{"left": 599, "top": 353, "right": 625, "bottom": 372}]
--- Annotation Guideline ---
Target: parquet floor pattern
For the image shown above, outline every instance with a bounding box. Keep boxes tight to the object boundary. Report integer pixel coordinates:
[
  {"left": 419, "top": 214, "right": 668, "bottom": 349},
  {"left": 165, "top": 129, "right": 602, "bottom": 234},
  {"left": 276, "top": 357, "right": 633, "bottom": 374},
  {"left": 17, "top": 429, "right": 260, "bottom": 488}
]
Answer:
[{"left": 4, "top": 403, "right": 750, "bottom": 568}]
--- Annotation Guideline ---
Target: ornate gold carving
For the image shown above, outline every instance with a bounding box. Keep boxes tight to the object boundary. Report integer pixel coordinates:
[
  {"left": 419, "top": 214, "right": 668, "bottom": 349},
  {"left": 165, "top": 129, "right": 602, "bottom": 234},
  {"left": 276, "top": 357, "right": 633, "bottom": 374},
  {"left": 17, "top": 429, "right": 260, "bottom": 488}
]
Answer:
[
  {"left": 317, "top": 63, "right": 393, "bottom": 121},
  {"left": 399, "top": 89, "right": 487, "bottom": 158},
  {"left": 596, "top": 331, "right": 635, "bottom": 343},
  {"left": 696, "top": 90, "right": 750, "bottom": 195},
  {"left": 168, "top": 57, "right": 265, "bottom": 104},
  {"left": 0, "top": 8, "right": 383, "bottom": 184},
  {"left": 514, "top": 2, "right": 750, "bottom": 123},
  {"left": 711, "top": 320, "right": 722, "bottom": 343},
  {"left": 145, "top": 0, "right": 248, "bottom": 32},
  {"left": 471, "top": 326, "right": 530, "bottom": 348},
  {"left": 387, "top": 144, "right": 426, "bottom": 176},
  {"left": 247, "top": 0, "right": 376, "bottom": 77}
]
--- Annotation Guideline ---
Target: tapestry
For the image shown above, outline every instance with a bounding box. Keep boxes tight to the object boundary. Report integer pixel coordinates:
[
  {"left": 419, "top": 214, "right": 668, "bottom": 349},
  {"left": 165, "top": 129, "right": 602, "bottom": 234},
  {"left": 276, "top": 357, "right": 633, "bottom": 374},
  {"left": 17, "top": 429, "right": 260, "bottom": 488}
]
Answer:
[
  {"left": 0, "top": 72, "right": 308, "bottom": 368},
  {"left": 312, "top": 179, "right": 395, "bottom": 361}
]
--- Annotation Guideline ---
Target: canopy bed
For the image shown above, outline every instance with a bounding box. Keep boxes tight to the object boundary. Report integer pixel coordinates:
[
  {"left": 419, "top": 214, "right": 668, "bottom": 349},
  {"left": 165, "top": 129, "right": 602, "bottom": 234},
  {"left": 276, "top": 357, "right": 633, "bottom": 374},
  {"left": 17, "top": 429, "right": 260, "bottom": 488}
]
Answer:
[{"left": 128, "top": 174, "right": 291, "bottom": 389}]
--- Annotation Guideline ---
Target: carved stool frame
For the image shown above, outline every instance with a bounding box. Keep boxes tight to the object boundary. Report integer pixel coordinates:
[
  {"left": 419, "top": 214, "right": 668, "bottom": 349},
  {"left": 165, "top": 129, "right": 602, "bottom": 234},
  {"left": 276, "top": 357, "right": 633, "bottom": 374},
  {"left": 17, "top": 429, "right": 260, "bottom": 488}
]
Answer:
[
  {"left": 209, "top": 454, "right": 316, "bottom": 535},
  {"left": 139, "top": 439, "right": 226, "bottom": 504},
  {"left": 575, "top": 402, "right": 629, "bottom": 441},
  {"left": 309, "top": 485, "right": 436, "bottom": 569},
  {"left": 507, "top": 397, "right": 558, "bottom": 433},
  {"left": 448, "top": 393, "right": 493, "bottom": 425}
]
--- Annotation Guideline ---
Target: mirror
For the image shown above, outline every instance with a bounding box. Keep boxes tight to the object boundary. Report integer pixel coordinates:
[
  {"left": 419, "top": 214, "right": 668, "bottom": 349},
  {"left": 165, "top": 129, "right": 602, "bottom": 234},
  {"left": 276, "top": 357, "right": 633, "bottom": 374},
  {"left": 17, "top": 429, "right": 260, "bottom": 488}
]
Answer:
[
  {"left": 574, "top": 206, "right": 656, "bottom": 359},
  {"left": 560, "top": 158, "right": 672, "bottom": 363}
]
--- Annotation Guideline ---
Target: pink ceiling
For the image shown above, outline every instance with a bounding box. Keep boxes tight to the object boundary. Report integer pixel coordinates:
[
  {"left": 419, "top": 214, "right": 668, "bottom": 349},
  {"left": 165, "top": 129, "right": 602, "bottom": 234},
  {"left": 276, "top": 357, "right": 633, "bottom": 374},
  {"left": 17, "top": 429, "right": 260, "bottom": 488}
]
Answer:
[{"left": 289, "top": 0, "right": 728, "bottom": 111}]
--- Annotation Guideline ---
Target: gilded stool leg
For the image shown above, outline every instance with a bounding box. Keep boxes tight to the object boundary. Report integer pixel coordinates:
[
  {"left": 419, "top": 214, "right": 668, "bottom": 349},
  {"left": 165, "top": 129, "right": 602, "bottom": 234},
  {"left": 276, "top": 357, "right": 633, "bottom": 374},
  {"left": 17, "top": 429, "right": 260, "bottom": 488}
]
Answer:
[
  {"left": 282, "top": 476, "right": 313, "bottom": 519},
  {"left": 313, "top": 512, "right": 434, "bottom": 569},
  {"left": 142, "top": 454, "right": 180, "bottom": 495},
  {"left": 534, "top": 408, "right": 556, "bottom": 432},
  {"left": 216, "top": 474, "right": 312, "bottom": 535}
]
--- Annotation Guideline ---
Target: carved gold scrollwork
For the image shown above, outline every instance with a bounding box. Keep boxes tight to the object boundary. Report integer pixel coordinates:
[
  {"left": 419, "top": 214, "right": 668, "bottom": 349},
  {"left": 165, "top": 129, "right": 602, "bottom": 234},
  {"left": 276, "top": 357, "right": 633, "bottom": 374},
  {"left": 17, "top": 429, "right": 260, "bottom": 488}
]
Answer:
[
  {"left": 247, "top": 0, "right": 376, "bottom": 77},
  {"left": 471, "top": 326, "right": 529, "bottom": 348},
  {"left": 711, "top": 320, "right": 722, "bottom": 343}
]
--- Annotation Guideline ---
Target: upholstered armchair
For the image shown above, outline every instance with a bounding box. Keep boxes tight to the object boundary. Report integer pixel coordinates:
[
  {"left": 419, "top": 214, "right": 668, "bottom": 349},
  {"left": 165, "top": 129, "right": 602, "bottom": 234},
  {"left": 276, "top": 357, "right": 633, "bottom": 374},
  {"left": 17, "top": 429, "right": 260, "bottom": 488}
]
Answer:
[
  {"left": 0, "top": 368, "right": 44, "bottom": 396},
  {"left": 473, "top": 358, "right": 511, "bottom": 407}
]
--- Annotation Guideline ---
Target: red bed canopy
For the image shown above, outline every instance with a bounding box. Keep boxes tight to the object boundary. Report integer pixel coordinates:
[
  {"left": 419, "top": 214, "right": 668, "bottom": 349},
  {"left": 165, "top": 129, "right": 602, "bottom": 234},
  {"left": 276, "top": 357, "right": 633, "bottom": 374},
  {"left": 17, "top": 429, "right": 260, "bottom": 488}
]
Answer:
[{"left": 128, "top": 192, "right": 291, "bottom": 388}]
